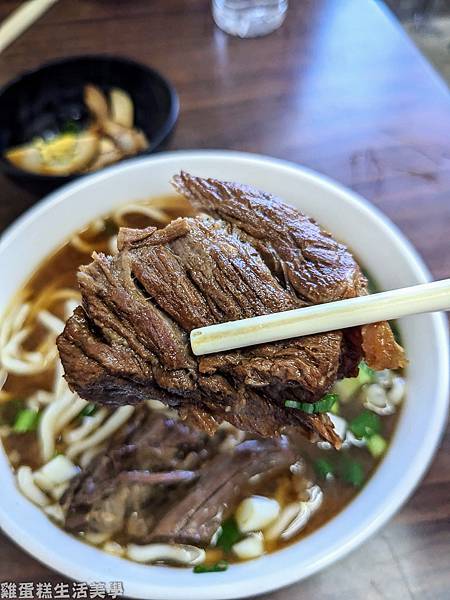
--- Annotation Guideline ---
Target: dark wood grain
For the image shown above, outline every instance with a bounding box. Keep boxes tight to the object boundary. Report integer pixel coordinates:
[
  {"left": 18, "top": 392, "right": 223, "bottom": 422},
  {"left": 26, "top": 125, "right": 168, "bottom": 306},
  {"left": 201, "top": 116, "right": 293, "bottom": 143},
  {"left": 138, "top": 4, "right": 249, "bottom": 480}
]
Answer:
[{"left": 0, "top": 1, "right": 449, "bottom": 598}]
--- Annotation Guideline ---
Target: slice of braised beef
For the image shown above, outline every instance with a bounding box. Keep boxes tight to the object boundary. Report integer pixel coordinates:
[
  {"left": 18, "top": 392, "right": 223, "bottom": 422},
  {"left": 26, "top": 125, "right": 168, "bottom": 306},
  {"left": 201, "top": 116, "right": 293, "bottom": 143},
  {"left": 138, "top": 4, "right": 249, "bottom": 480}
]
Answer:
[
  {"left": 61, "top": 407, "right": 296, "bottom": 547},
  {"left": 149, "top": 438, "right": 296, "bottom": 546},
  {"left": 62, "top": 407, "right": 216, "bottom": 537},
  {"left": 58, "top": 173, "right": 405, "bottom": 448}
]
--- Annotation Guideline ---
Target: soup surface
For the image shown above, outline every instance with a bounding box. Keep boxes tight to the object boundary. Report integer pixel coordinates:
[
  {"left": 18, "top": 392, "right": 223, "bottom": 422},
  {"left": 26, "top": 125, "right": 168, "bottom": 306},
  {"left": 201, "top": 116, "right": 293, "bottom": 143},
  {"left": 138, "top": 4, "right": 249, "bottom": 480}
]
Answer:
[{"left": 0, "top": 194, "right": 405, "bottom": 571}]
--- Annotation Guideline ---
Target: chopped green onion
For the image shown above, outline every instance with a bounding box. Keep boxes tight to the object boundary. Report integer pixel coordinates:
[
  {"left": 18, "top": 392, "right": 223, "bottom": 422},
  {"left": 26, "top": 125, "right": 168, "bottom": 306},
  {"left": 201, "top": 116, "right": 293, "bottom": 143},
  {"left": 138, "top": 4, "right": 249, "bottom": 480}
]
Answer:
[
  {"left": 193, "top": 560, "right": 229, "bottom": 573},
  {"left": 366, "top": 434, "right": 387, "bottom": 458},
  {"left": 285, "top": 400, "right": 314, "bottom": 413},
  {"left": 216, "top": 518, "right": 241, "bottom": 553},
  {"left": 314, "top": 458, "right": 334, "bottom": 479},
  {"left": 358, "top": 361, "right": 376, "bottom": 385},
  {"left": 330, "top": 398, "right": 340, "bottom": 415},
  {"left": 349, "top": 410, "right": 381, "bottom": 439},
  {"left": 13, "top": 409, "right": 39, "bottom": 433},
  {"left": 341, "top": 459, "right": 365, "bottom": 487},
  {"left": 315, "top": 393, "right": 338, "bottom": 413},
  {"left": 285, "top": 393, "right": 338, "bottom": 415},
  {"left": 80, "top": 403, "right": 97, "bottom": 417}
]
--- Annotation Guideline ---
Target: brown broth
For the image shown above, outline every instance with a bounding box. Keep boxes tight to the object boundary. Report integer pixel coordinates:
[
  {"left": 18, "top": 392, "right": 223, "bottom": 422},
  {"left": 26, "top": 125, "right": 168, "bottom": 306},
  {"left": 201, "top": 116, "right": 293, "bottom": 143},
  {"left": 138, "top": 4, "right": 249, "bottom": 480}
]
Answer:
[{"left": 0, "top": 195, "right": 402, "bottom": 564}]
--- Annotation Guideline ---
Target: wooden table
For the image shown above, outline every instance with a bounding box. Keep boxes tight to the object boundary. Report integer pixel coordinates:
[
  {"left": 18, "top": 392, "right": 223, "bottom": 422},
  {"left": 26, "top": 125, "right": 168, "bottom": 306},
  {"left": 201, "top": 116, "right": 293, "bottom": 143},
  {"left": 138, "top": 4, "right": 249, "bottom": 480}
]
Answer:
[{"left": 0, "top": 0, "right": 449, "bottom": 598}]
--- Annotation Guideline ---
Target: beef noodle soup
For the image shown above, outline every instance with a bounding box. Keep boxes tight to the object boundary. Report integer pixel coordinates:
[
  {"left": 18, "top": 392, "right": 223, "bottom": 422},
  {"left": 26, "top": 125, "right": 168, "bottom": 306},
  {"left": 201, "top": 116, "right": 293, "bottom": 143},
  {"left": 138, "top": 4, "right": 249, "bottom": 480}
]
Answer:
[{"left": 0, "top": 194, "right": 405, "bottom": 571}]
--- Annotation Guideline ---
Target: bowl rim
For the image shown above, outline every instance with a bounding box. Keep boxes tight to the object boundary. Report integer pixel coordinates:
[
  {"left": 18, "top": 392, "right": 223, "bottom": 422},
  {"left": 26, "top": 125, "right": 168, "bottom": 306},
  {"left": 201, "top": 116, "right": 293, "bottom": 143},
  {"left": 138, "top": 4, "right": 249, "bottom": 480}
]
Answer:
[
  {"left": 0, "top": 150, "right": 448, "bottom": 599},
  {"left": 0, "top": 53, "right": 180, "bottom": 182}
]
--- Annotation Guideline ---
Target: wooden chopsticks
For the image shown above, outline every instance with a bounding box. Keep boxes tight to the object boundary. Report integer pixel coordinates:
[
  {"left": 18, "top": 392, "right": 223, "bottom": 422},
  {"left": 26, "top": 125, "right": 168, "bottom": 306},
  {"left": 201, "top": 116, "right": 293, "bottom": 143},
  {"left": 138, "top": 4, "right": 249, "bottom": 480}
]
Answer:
[{"left": 190, "top": 278, "right": 450, "bottom": 356}]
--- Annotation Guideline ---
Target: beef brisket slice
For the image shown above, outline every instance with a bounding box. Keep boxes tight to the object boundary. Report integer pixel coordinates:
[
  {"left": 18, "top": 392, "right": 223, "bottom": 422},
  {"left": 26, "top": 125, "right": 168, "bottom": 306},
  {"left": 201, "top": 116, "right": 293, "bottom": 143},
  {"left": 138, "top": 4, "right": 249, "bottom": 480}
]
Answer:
[
  {"left": 148, "top": 438, "right": 295, "bottom": 545},
  {"left": 62, "top": 407, "right": 294, "bottom": 547},
  {"left": 58, "top": 173, "right": 405, "bottom": 446}
]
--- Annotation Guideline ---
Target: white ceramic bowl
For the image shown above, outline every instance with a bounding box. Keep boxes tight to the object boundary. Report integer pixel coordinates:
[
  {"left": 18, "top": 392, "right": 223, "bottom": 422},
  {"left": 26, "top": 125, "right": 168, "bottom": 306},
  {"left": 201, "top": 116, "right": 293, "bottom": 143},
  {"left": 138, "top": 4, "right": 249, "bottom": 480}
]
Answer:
[{"left": 0, "top": 151, "right": 448, "bottom": 600}]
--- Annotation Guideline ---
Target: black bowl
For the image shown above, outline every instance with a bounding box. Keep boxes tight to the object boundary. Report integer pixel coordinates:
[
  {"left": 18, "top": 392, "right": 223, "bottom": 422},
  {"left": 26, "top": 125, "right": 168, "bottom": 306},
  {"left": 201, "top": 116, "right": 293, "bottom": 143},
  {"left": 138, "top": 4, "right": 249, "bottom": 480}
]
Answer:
[{"left": 0, "top": 55, "right": 179, "bottom": 191}]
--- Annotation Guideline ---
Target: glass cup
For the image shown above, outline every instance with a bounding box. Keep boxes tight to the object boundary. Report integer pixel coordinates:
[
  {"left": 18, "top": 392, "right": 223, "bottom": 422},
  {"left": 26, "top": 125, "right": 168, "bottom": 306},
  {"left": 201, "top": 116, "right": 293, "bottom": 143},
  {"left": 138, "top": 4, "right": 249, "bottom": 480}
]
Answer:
[{"left": 212, "top": 0, "right": 288, "bottom": 38}]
